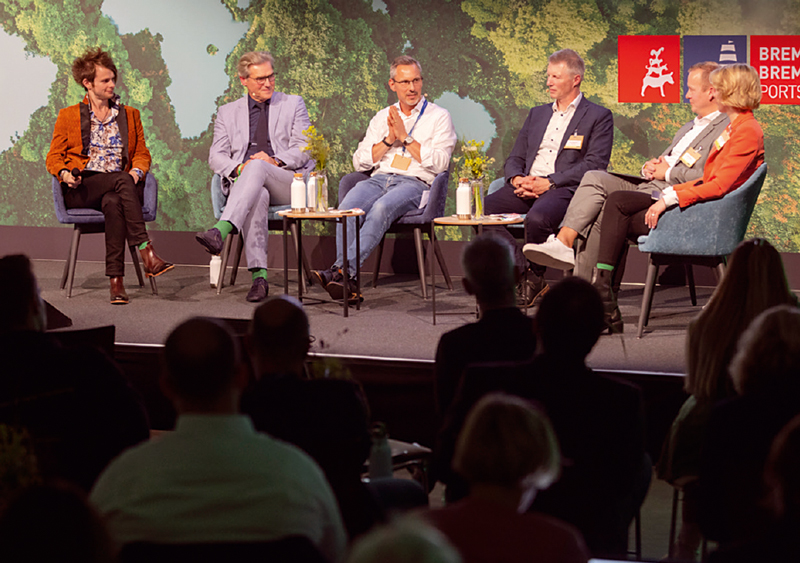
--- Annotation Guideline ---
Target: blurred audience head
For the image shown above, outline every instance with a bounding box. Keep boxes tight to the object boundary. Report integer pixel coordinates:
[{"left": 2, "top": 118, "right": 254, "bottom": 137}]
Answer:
[
  {"left": 686, "top": 238, "right": 796, "bottom": 400},
  {"left": 249, "top": 295, "right": 311, "bottom": 377},
  {"left": 453, "top": 393, "right": 560, "bottom": 511},
  {"left": 536, "top": 276, "right": 604, "bottom": 359},
  {"left": 0, "top": 254, "right": 46, "bottom": 334},
  {"left": 347, "top": 517, "right": 461, "bottom": 563},
  {"left": 765, "top": 413, "right": 800, "bottom": 520},
  {"left": 461, "top": 234, "right": 517, "bottom": 309},
  {"left": 0, "top": 482, "right": 115, "bottom": 563},
  {"left": 162, "top": 317, "right": 243, "bottom": 413},
  {"left": 730, "top": 305, "right": 800, "bottom": 396}
]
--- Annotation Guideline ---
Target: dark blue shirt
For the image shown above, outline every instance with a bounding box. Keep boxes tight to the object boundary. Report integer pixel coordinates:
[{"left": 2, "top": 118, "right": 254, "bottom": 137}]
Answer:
[{"left": 245, "top": 95, "right": 274, "bottom": 161}]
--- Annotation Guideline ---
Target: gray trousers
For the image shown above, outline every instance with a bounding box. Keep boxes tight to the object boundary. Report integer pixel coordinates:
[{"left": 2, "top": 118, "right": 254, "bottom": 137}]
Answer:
[
  {"left": 564, "top": 170, "right": 667, "bottom": 280},
  {"left": 220, "top": 159, "right": 294, "bottom": 270}
]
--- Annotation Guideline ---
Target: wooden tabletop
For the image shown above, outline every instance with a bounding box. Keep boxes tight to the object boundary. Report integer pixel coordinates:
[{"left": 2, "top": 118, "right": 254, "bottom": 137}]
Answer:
[
  {"left": 278, "top": 208, "right": 366, "bottom": 219},
  {"left": 433, "top": 214, "right": 524, "bottom": 226}
]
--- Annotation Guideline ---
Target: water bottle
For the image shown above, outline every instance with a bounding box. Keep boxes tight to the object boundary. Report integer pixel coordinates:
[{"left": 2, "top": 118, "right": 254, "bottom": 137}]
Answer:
[
  {"left": 209, "top": 255, "right": 221, "bottom": 287},
  {"left": 456, "top": 177, "right": 471, "bottom": 219},
  {"left": 306, "top": 172, "right": 317, "bottom": 212},
  {"left": 368, "top": 422, "right": 393, "bottom": 479},
  {"left": 291, "top": 173, "right": 306, "bottom": 212}
]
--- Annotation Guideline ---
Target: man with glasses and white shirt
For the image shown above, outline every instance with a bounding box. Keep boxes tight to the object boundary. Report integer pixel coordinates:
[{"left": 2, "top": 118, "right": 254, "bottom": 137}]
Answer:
[
  {"left": 197, "top": 51, "right": 313, "bottom": 303},
  {"left": 312, "top": 55, "right": 457, "bottom": 304}
]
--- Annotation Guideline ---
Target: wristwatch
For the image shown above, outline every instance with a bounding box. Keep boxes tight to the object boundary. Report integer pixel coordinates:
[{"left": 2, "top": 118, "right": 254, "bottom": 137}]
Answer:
[
  {"left": 381, "top": 137, "right": 392, "bottom": 147},
  {"left": 402, "top": 135, "right": 414, "bottom": 147}
]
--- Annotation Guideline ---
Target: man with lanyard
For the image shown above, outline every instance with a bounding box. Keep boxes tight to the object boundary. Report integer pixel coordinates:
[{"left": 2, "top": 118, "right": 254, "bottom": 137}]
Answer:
[
  {"left": 523, "top": 61, "right": 728, "bottom": 281},
  {"left": 484, "top": 49, "right": 613, "bottom": 308},
  {"left": 46, "top": 48, "right": 173, "bottom": 305},
  {"left": 197, "top": 51, "right": 313, "bottom": 302},
  {"left": 312, "top": 55, "right": 457, "bottom": 303}
]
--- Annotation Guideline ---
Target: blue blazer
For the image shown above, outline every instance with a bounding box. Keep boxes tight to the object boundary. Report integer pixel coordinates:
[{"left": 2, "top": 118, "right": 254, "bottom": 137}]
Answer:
[
  {"left": 504, "top": 96, "right": 614, "bottom": 191},
  {"left": 208, "top": 91, "right": 314, "bottom": 195}
]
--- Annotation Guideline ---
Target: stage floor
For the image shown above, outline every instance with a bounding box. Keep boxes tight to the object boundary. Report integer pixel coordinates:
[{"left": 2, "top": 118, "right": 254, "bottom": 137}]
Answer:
[{"left": 33, "top": 258, "right": 707, "bottom": 376}]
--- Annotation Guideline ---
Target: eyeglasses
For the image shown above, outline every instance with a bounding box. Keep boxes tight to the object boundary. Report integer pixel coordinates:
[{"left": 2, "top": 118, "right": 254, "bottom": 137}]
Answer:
[
  {"left": 249, "top": 73, "right": 277, "bottom": 85},
  {"left": 392, "top": 77, "right": 423, "bottom": 88}
]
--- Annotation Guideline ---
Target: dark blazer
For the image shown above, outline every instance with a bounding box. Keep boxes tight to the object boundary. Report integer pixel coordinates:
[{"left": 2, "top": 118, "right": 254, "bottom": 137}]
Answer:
[
  {"left": 436, "top": 354, "right": 647, "bottom": 558},
  {"left": 504, "top": 96, "right": 614, "bottom": 190},
  {"left": 434, "top": 307, "right": 536, "bottom": 416}
]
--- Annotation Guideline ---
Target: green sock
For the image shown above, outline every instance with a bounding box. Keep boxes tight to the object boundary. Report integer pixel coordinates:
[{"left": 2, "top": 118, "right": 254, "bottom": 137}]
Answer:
[
  {"left": 138, "top": 241, "right": 150, "bottom": 251},
  {"left": 213, "top": 220, "right": 234, "bottom": 239},
  {"left": 597, "top": 263, "right": 614, "bottom": 271},
  {"left": 251, "top": 268, "right": 268, "bottom": 281}
]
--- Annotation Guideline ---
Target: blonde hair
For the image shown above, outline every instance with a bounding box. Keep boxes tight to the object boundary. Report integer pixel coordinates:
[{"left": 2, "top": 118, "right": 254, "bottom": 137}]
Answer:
[
  {"left": 685, "top": 239, "right": 796, "bottom": 400},
  {"left": 453, "top": 393, "right": 560, "bottom": 490},
  {"left": 710, "top": 64, "right": 762, "bottom": 110},
  {"left": 730, "top": 305, "right": 800, "bottom": 396},
  {"left": 237, "top": 51, "right": 275, "bottom": 79}
]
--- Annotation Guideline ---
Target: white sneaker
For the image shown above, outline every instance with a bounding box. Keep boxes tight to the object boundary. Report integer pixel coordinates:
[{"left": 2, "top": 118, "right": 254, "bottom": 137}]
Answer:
[{"left": 523, "top": 234, "right": 575, "bottom": 270}]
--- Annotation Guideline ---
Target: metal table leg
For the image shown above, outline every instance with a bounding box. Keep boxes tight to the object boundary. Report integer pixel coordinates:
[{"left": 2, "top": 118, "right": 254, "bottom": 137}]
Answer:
[
  {"left": 431, "top": 221, "right": 436, "bottom": 325},
  {"left": 296, "top": 218, "right": 304, "bottom": 301},
  {"left": 282, "top": 216, "right": 290, "bottom": 295},
  {"left": 341, "top": 215, "right": 349, "bottom": 318}
]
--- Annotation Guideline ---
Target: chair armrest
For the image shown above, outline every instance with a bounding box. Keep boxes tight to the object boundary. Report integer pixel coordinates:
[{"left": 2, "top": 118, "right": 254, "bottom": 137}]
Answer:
[
  {"left": 52, "top": 177, "right": 69, "bottom": 223},
  {"left": 419, "top": 169, "right": 451, "bottom": 222},
  {"left": 142, "top": 173, "right": 158, "bottom": 221},
  {"left": 338, "top": 171, "right": 371, "bottom": 205}
]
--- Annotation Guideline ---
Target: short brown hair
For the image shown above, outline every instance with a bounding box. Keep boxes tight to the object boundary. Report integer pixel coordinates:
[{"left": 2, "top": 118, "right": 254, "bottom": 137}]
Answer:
[
  {"left": 548, "top": 49, "right": 585, "bottom": 80},
  {"left": 711, "top": 63, "right": 762, "bottom": 110},
  {"left": 688, "top": 61, "right": 719, "bottom": 90},
  {"left": 72, "top": 48, "right": 117, "bottom": 90},
  {"left": 237, "top": 51, "right": 275, "bottom": 79}
]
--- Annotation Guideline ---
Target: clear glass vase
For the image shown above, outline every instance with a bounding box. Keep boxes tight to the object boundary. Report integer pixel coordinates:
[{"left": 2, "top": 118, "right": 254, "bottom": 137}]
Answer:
[
  {"left": 315, "top": 170, "right": 328, "bottom": 212},
  {"left": 470, "top": 177, "right": 485, "bottom": 219}
]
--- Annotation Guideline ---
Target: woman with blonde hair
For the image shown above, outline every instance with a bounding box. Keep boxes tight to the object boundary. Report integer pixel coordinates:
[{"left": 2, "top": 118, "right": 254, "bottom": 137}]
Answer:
[
  {"left": 425, "top": 393, "right": 588, "bottom": 563},
  {"left": 589, "top": 63, "right": 766, "bottom": 332},
  {"left": 657, "top": 239, "right": 796, "bottom": 559}
]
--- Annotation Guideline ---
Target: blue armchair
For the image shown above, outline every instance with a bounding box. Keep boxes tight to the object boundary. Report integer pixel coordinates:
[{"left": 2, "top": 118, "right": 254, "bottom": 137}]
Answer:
[
  {"left": 209, "top": 174, "right": 309, "bottom": 294},
  {"left": 635, "top": 163, "right": 767, "bottom": 337},
  {"left": 52, "top": 173, "right": 158, "bottom": 297},
  {"left": 338, "top": 170, "right": 453, "bottom": 299}
]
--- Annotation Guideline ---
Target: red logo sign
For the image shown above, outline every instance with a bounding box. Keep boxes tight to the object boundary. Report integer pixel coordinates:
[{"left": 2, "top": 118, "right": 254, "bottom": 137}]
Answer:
[
  {"left": 751, "top": 35, "right": 800, "bottom": 105},
  {"left": 618, "top": 36, "right": 681, "bottom": 103}
]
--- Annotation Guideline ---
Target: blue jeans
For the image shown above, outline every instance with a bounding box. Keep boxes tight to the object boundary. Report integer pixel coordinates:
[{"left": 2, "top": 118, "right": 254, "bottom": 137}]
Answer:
[{"left": 335, "top": 174, "right": 427, "bottom": 277}]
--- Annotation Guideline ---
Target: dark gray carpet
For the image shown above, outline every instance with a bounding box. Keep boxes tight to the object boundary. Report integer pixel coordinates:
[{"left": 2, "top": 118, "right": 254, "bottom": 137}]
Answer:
[{"left": 34, "top": 258, "right": 706, "bottom": 375}]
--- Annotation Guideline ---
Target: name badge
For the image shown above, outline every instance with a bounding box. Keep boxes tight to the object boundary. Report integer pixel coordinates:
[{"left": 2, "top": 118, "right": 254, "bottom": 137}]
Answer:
[
  {"left": 714, "top": 129, "right": 731, "bottom": 151},
  {"left": 391, "top": 154, "right": 412, "bottom": 171},
  {"left": 680, "top": 147, "right": 701, "bottom": 168},
  {"left": 564, "top": 135, "right": 583, "bottom": 150}
]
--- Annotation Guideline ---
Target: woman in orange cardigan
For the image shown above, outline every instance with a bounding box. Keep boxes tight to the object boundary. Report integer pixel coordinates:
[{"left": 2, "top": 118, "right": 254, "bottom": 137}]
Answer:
[{"left": 593, "top": 64, "right": 765, "bottom": 332}]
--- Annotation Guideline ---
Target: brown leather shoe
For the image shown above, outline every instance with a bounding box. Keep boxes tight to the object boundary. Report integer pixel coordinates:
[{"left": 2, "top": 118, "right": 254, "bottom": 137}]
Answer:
[
  {"left": 139, "top": 242, "right": 174, "bottom": 277},
  {"left": 110, "top": 276, "right": 129, "bottom": 305}
]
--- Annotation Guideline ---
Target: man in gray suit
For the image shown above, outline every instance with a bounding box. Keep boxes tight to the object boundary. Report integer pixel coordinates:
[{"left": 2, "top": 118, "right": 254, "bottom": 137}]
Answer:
[
  {"left": 197, "top": 51, "right": 313, "bottom": 302},
  {"left": 523, "top": 61, "right": 729, "bottom": 280}
]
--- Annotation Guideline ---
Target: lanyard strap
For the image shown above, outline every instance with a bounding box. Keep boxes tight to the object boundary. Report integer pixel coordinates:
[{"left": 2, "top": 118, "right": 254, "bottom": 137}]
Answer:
[{"left": 401, "top": 98, "right": 428, "bottom": 154}]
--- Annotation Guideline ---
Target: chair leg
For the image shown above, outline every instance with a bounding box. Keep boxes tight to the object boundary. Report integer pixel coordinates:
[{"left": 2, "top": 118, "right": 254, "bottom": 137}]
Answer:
[
  {"left": 129, "top": 245, "right": 146, "bottom": 288},
  {"left": 65, "top": 228, "right": 82, "bottom": 298},
  {"left": 686, "top": 263, "right": 697, "bottom": 306},
  {"left": 637, "top": 259, "right": 659, "bottom": 338},
  {"left": 413, "top": 227, "right": 428, "bottom": 299},
  {"left": 61, "top": 227, "right": 79, "bottom": 290},
  {"left": 290, "top": 222, "right": 309, "bottom": 291},
  {"left": 217, "top": 235, "right": 233, "bottom": 295},
  {"left": 372, "top": 235, "right": 386, "bottom": 289},
  {"left": 432, "top": 230, "right": 453, "bottom": 291},
  {"left": 714, "top": 261, "right": 726, "bottom": 283},
  {"left": 148, "top": 276, "right": 158, "bottom": 296},
  {"left": 668, "top": 487, "right": 679, "bottom": 559},
  {"left": 634, "top": 508, "right": 642, "bottom": 560},
  {"left": 230, "top": 233, "right": 243, "bottom": 286}
]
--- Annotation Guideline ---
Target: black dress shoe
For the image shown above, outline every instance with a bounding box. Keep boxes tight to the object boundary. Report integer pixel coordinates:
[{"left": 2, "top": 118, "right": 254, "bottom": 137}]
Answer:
[
  {"left": 195, "top": 228, "right": 224, "bottom": 255},
  {"left": 109, "top": 276, "right": 129, "bottom": 305},
  {"left": 517, "top": 274, "right": 549, "bottom": 308},
  {"left": 246, "top": 277, "right": 269, "bottom": 302}
]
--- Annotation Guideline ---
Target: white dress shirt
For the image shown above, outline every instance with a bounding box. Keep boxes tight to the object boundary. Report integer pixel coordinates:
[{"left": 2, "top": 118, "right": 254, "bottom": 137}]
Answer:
[
  {"left": 661, "top": 111, "right": 722, "bottom": 206},
  {"left": 529, "top": 93, "right": 583, "bottom": 177},
  {"left": 352, "top": 98, "right": 457, "bottom": 185}
]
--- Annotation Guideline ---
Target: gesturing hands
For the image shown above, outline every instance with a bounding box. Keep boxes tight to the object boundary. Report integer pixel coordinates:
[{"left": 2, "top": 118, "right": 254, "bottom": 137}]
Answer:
[{"left": 386, "top": 106, "right": 408, "bottom": 145}]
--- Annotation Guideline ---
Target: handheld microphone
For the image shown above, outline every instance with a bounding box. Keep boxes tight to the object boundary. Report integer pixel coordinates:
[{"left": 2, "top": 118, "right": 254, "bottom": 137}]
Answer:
[{"left": 71, "top": 168, "right": 82, "bottom": 178}]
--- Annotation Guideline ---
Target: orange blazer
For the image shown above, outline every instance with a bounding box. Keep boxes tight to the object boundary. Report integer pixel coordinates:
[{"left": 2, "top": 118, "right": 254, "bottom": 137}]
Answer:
[
  {"left": 45, "top": 96, "right": 151, "bottom": 179},
  {"left": 673, "top": 111, "right": 764, "bottom": 208}
]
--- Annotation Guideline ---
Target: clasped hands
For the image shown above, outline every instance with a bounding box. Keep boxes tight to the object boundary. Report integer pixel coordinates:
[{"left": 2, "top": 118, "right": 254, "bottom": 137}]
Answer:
[
  {"left": 61, "top": 169, "right": 139, "bottom": 189},
  {"left": 241, "top": 151, "right": 280, "bottom": 172},
  {"left": 384, "top": 106, "right": 408, "bottom": 145},
  {"left": 642, "top": 156, "right": 669, "bottom": 181},
  {"left": 513, "top": 176, "right": 551, "bottom": 199}
]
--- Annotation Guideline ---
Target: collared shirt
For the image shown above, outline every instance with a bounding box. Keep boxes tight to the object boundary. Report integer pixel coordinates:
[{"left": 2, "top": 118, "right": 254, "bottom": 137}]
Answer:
[
  {"left": 529, "top": 92, "right": 584, "bottom": 178},
  {"left": 86, "top": 98, "right": 123, "bottom": 173},
  {"left": 352, "top": 98, "right": 457, "bottom": 185},
  {"left": 663, "top": 110, "right": 721, "bottom": 183},
  {"left": 246, "top": 95, "right": 273, "bottom": 160},
  {"left": 90, "top": 414, "right": 346, "bottom": 561}
]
